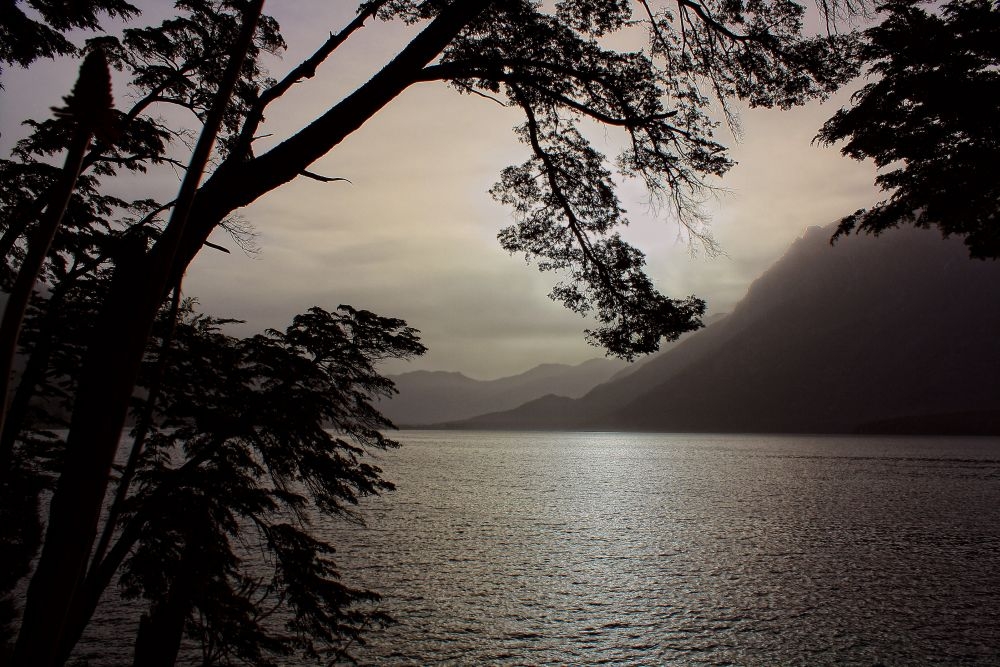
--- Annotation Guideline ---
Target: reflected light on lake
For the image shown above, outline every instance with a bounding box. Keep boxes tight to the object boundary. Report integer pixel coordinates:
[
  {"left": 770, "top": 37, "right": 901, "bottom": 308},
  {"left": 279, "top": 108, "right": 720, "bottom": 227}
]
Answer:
[{"left": 326, "top": 431, "right": 1000, "bottom": 665}]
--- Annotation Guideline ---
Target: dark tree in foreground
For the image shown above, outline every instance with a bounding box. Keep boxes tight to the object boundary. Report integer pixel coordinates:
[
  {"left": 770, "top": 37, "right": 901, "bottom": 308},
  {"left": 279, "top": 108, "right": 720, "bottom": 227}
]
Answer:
[
  {"left": 818, "top": 0, "right": 1000, "bottom": 258},
  {"left": 7, "top": 291, "right": 423, "bottom": 665},
  {"left": 0, "top": 0, "right": 138, "bottom": 80},
  {"left": 1, "top": 0, "right": 866, "bottom": 664},
  {"left": 100, "top": 304, "right": 424, "bottom": 665}
]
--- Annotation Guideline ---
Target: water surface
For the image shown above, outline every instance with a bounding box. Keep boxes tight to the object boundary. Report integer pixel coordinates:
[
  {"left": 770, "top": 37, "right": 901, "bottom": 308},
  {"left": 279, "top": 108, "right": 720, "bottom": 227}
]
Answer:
[{"left": 328, "top": 431, "right": 1000, "bottom": 665}]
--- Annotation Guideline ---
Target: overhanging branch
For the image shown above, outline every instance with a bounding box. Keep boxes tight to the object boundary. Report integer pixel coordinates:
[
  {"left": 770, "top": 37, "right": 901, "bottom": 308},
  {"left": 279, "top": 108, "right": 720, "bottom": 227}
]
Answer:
[{"left": 231, "top": 1, "right": 392, "bottom": 160}]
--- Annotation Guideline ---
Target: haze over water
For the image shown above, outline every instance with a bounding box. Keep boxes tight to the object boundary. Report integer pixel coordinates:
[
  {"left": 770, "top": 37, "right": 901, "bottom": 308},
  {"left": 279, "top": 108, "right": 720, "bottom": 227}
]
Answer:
[{"left": 329, "top": 431, "right": 1000, "bottom": 665}]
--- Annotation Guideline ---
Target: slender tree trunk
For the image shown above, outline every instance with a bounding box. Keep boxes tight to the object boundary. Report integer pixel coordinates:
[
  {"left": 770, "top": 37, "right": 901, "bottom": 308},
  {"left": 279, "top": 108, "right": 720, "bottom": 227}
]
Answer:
[
  {"left": 0, "top": 306, "right": 60, "bottom": 457},
  {"left": 131, "top": 521, "right": 205, "bottom": 667},
  {"left": 132, "top": 602, "right": 187, "bottom": 667},
  {"left": 10, "top": 5, "right": 264, "bottom": 663},
  {"left": 0, "top": 49, "right": 115, "bottom": 472},
  {"left": 0, "top": 205, "right": 39, "bottom": 272},
  {"left": 0, "top": 129, "right": 90, "bottom": 472},
  {"left": 0, "top": 272, "right": 89, "bottom": 458}
]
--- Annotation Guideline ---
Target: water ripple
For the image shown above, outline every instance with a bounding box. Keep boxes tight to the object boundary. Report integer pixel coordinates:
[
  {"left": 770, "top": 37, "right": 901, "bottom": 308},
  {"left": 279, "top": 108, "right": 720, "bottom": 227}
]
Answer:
[{"left": 326, "top": 432, "right": 1000, "bottom": 665}]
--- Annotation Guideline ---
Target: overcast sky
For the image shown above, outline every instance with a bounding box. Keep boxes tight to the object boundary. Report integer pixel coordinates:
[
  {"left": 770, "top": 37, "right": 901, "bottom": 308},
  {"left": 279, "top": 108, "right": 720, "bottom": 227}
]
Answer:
[{"left": 0, "top": 2, "right": 880, "bottom": 379}]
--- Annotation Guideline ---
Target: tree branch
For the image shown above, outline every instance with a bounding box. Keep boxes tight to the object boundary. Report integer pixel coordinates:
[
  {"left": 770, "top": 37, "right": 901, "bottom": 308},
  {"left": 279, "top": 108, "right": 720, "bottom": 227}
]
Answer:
[
  {"left": 676, "top": 0, "right": 752, "bottom": 43},
  {"left": 419, "top": 59, "right": 677, "bottom": 128},
  {"left": 512, "top": 86, "right": 614, "bottom": 293},
  {"left": 300, "top": 170, "right": 351, "bottom": 184},
  {"left": 174, "top": 0, "right": 499, "bottom": 285},
  {"left": 538, "top": 90, "right": 678, "bottom": 127},
  {"left": 231, "top": 0, "right": 392, "bottom": 160}
]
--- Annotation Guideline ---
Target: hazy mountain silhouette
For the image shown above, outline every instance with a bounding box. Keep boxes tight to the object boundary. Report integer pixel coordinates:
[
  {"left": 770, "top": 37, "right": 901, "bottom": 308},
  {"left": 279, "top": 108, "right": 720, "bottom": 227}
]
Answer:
[
  {"left": 381, "top": 357, "right": 628, "bottom": 426},
  {"left": 446, "top": 224, "right": 1000, "bottom": 434}
]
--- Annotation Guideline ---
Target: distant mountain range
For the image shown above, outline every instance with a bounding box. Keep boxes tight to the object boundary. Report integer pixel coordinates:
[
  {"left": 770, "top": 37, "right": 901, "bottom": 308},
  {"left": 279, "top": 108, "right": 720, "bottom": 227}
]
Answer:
[
  {"left": 438, "top": 224, "right": 1000, "bottom": 435},
  {"left": 380, "top": 357, "right": 629, "bottom": 426}
]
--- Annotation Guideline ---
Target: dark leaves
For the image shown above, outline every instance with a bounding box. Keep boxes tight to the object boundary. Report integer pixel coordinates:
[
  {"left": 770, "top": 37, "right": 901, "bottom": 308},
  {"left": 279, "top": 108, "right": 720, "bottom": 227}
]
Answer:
[
  {"left": 0, "top": 0, "right": 138, "bottom": 75},
  {"left": 555, "top": 0, "right": 632, "bottom": 35},
  {"left": 51, "top": 48, "right": 116, "bottom": 141},
  {"left": 120, "top": 303, "right": 423, "bottom": 661},
  {"left": 817, "top": 0, "right": 1000, "bottom": 258},
  {"left": 441, "top": 0, "right": 861, "bottom": 356}
]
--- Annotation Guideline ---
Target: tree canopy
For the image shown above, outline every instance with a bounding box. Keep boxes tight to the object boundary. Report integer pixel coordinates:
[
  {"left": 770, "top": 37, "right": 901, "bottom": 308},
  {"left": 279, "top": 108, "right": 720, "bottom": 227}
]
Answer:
[
  {"left": 818, "top": 0, "right": 1000, "bottom": 259},
  {"left": 116, "top": 303, "right": 425, "bottom": 664},
  {"left": 0, "top": 0, "right": 870, "bottom": 664},
  {"left": 0, "top": 0, "right": 138, "bottom": 80}
]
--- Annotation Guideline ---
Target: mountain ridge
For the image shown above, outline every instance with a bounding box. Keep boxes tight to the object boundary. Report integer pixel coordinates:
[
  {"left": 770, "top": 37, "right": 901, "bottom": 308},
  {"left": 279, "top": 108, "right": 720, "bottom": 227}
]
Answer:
[
  {"left": 441, "top": 224, "right": 1000, "bottom": 434},
  {"left": 380, "top": 357, "right": 628, "bottom": 426}
]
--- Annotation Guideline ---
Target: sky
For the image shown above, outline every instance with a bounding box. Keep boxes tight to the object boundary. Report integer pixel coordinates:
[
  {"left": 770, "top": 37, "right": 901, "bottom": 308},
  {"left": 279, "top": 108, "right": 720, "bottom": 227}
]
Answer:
[{"left": 0, "top": 2, "right": 881, "bottom": 379}]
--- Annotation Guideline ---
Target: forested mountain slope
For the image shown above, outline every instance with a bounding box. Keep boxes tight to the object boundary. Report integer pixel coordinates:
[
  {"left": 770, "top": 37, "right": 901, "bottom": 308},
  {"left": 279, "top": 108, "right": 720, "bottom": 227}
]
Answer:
[{"left": 449, "top": 225, "right": 1000, "bottom": 434}]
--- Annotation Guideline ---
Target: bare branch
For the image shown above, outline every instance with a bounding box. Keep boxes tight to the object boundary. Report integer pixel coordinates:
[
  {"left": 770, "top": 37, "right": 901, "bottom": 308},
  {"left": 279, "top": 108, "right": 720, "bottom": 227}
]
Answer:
[
  {"left": 220, "top": 214, "right": 259, "bottom": 256},
  {"left": 203, "top": 240, "right": 230, "bottom": 253},
  {"left": 541, "top": 91, "right": 678, "bottom": 127},
  {"left": 300, "top": 170, "right": 352, "bottom": 184},
  {"left": 231, "top": 1, "right": 392, "bottom": 160},
  {"left": 676, "top": 0, "right": 753, "bottom": 43},
  {"left": 457, "top": 83, "right": 508, "bottom": 107}
]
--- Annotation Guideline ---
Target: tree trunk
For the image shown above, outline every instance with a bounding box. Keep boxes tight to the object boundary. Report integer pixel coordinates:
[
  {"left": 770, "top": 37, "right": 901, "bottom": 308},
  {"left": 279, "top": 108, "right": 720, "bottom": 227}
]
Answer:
[
  {"left": 10, "top": 4, "right": 265, "bottom": 661},
  {"left": 0, "top": 273, "right": 88, "bottom": 458},
  {"left": 0, "top": 129, "right": 90, "bottom": 471},
  {"left": 10, "top": 2, "right": 495, "bottom": 663},
  {"left": 131, "top": 573, "right": 191, "bottom": 667},
  {"left": 10, "top": 241, "right": 161, "bottom": 667},
  {"left": 130, "top": 515, "right": 208, "bottom": 667}
]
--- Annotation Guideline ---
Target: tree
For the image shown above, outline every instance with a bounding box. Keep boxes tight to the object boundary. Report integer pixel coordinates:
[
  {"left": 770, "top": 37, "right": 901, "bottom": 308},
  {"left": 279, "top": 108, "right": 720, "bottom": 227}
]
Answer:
[
  {"left": 0, "top": 0, "right": 138, "bottom": 81},
  {"left": 0, "top": 48, "right": 116, "bottom": 453},
  {"left": 5, "top": 288, "right": 424, "bottom": 664},
  {"left": 1, "top": 0, "right": 864, "bottom": 664},
  {"left": 9, "top": 4, "right": 275, "bottom": 664},
  {"left": 817, "top": 0, "right": 1000, "bottom": 259},
  {"left": 80, "top": 302, "right": 424, "bottom": 665}
]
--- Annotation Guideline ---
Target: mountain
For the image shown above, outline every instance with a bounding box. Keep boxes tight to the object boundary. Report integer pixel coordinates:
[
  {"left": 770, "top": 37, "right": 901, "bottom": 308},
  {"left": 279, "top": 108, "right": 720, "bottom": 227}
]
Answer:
[
  {"left": 448, "top": 224, "right": 1000, "bottom": 434},
  {"left": 380, "top": 357, "right": 628, "bottom": 425}
]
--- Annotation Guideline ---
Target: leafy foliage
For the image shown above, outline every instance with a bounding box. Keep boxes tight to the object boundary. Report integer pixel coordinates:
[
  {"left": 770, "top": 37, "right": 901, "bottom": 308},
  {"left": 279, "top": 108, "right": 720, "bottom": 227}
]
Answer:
[
  {"left": 0, "top": 0, "right": 281, "bottom": 307},
  {"left": 110, "top": 304, "right": 424, "bottom": 663},
  {"left": 817, "top": 0, "right": 1000, "bottom": 258},
  {"left": 1, "top": 1, "right": 871, "bottom": 663},
  {"left": 412, "top": 0, "right": 862, "bottom": 356},
  {"left": 0, "top": 0, "right": 138, "bottom": 77},
  {"left": 89, "top": 0, "right": 285, "bottom": 145}
]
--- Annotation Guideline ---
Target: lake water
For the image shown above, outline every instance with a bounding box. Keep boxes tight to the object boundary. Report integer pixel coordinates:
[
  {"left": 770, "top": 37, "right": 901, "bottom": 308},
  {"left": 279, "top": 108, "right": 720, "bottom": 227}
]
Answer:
[{"left": 325, "top": 431, "right": 1000, "bottom": 665}]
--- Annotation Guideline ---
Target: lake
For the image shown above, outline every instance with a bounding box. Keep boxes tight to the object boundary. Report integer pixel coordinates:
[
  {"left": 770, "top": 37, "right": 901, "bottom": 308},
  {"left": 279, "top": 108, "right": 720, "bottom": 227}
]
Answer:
[{"left": 324, "top": 431, "right": 1000, "bottom": 665}]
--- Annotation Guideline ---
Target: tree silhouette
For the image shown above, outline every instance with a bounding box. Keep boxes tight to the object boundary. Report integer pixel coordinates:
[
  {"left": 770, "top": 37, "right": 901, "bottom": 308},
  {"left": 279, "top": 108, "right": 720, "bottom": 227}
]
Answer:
[
  {"left": 79, "top": 303, "right": 422, "bottom": 665},
  {"left": 1, "top": 1, "right": 865, "bottom": 664},
  {"left": 0, "top": 49, "right": 116, "bottom": 459},
  {"left": 0, "top": 0, "right": 138, "bottom": 80},
  {"left": 818, "top": 0, "right": 1000, "bottom": 259}
]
